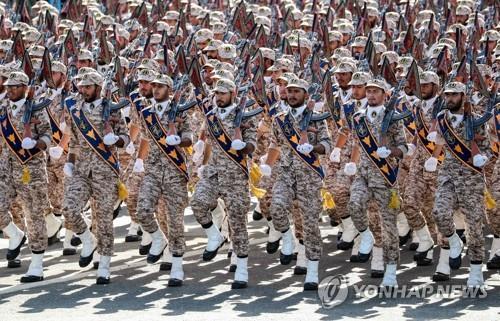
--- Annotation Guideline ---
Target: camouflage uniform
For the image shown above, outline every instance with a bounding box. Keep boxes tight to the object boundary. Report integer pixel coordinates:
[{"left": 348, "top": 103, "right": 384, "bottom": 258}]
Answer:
[
  {"left": 136, "top": 100, "right": 192, "bottom": 256},
  {"left": 432, "top": 110, "right": 491, "bottom": 262},
  {"left": 348, "top": 107, "right": 408, "bottom": 263},
  {"left": 0, "top": 99, "right": 52, "bottom": 253},
  {"left": 62, "top": 98, "right": 130, "bottom": 257},
  {"left": 269, "top": 108, "right": 332, "bottom": 261},
  {"left": 402, "top": 99, "right": 441, "bottom": 244},
  {"left": 190, "top": 101, "right": 257, "bottom": 258}
]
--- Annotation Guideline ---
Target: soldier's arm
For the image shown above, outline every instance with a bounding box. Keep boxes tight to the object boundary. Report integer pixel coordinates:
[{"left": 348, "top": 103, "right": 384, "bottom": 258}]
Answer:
[
  {"left": 388, "top": 120, "right": 408, "bottom": 158},
  {"left": 178, "top": 112, "right": 193, "bottom": 147},
  {"left": 314, "top": 119, "right": 331, "bottom": 155},
  {"left": 111, "top": 110, "right": 130, "bottom": 148},
  {"left": 241, "top": 117, "right": 257, "bottom": 155},
  {"left": 32, "top": 109, "right": 52, "bottom": 150},
  {"left": 476, "top": 123, "right": 493, "bottom": 159}
]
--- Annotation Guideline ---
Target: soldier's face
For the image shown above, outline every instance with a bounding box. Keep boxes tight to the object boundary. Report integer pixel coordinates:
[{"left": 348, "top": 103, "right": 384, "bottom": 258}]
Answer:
[
  {"left": 206, "top": 50, "right": 218, "bottom": 59},
  {"left": 287, "top": 87, "right": 307, "bottom": 108},
  {"left": 215, "top": 91, "right": 233, "bottom": 107},
  {"left": 80, "top": 85, "right": 99, "bottom": 102},
  {"left": 366, "top": 87, "right": 385, "bottom": 106},
  {"left": 444, "top": 92, "right": 463, "bottom": 111},
  {"left": 6, "top": 85, "right": 27, "bottom": 101},
  {"left": 152, "top": 83, "right": 170, "bottom": 102},
  {"left": 52, "top": 72, "right": 66, "bottom": 88},
  {"left": 351, "top": 85, "right": 366, "bottom": 100},
  {"left": 335, "top": 72, "right": 352, "bottom": 89},
  {"left": 138, "top": 80, "right": 153, "bottom": 98},
  {"left": 421, "top": 83, "right": 436, "bottom": 100},
  {"left": 77, "top": 60, "right": 92, "bottom": 69}
]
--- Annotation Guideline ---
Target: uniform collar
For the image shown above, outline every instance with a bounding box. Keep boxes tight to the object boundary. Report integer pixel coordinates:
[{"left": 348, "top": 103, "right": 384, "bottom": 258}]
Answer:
[
  {"left": 84, "top": 98, "right": 103, "bottom": 112},
  {"left": 289, "top": 104, "right": 306, "bottom": 120},
  {"left": 366, "top": 104, "right": 385, "bottom": 123},
  {"left": 353, "top": 97, "right": 367, "bottom": 110},
  {"left": 155, "top": 100, "right": 170, "bottom": 118},
  {"left": 447, "top": 110, "right": 463, "bottom": 129},
  {"left": 339, "top": 88, "right": 352, "bottom": 103},
  {"left": 10, "top": 98, "right": 26, "bottom": 117},
  {"left": 422, "top": 96, "right": 437, "bottom": 114},
  {"left": 216, "top": 103, "right": 236, "bottom": 120}
]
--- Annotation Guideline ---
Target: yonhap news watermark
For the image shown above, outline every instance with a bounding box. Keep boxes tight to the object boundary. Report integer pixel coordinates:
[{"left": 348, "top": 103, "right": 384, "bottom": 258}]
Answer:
[{"left": 318, "top": 275, "right": 487, "bottom": 308}]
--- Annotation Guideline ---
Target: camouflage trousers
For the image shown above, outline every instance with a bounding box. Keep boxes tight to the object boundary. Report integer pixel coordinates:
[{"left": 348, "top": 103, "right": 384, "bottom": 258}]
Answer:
[
  {"left": 47, "top": 158, "right": 73, "bottom": 231},
  {"left": 349, "top": 176, "right": 399, "bottom": 263},
  {"left": 136, "top": 167, "right": 188, "bottom": 256},
  {"left": 191, "top": 169, "right": 251, "bottom": 257},
  {"left": 120, "top": 152, "right": 141, "bottom": 224},
  {"left": 270, "top": 166, "right": 323, "bottom": 261},
  {"left": 401, "top": 156, "right": 441, "bottom": 245},
  {"left": 0, "top": 161, "right": 50, "bottom": 253},
  {"left": 432, "top": 172, "right": 486, "bottom": 262},
  {"left": 10, "top": 197, "right": 26, "bottom": 232},
  {"left": 62, "top": 170, "right": 119, "bottom": 256},
  {"left": 259, "top": 173, "right": 304, "bottom": 241},
  {"left": 486, "top": 159, "right": 500, "bottom": 236}
]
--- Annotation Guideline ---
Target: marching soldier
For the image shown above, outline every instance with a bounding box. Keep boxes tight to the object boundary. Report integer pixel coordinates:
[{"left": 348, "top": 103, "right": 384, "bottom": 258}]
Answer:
[
  {"left": 426, "top": 82, "right": 492, "bottom": 290},
  {"left": 62, "top": 71, "right": 130, "bottom": 284},
  {"left": 135, "top": 73, "right": 192, "bottom": 286},
  {"left": 190, "top": 78, "right": 257, "bottom": 289},
  {"left": 0, "top": 71, "right": 53, "bottom": 282},
  {"left": 348, "top": 78, "right": 409, "bottom": 289},
  {"left": 268, "top": 78, "right": 331, "bottom": 291}
]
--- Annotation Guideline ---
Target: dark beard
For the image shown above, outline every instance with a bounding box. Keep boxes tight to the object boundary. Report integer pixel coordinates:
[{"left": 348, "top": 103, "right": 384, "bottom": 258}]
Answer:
[
  {"left": 446, "top": 100, "right": 462, "bottom": 112},
  {"left": 289, "top": 100, "right": 305, "bottom": 108}
]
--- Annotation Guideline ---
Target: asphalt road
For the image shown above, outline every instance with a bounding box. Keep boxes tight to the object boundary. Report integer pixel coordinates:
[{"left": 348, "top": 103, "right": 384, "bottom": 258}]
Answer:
[{"left": 0, "top": 202, "right": 499, "bottom": 321}]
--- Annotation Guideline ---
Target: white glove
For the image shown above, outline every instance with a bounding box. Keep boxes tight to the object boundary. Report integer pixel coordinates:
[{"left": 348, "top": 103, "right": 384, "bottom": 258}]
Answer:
[
  {"left": 473, "top": 154, "right": 488, "bottom": 168},
  {"left": 260, "top": 154, "right": 268, "bottom": 164},
  {"left": 231, "top": 139, "right": 246, "bottom": 151},
  {"left": 63, "top": 163, "right": 74, "bottom": 177},
  {"left": 344, "top": 162, "right": 357, "bottom": 176},
  {"left": 260, "top": 164, "right": 272, "bottom": 177},
  {"left": 329, "top": 147, "right": 341, "bottom": 163},
  {"left": 193, "top": 140, "right": 205, "bottom": 154},
  {"left": 49, "top": 146, "right": 64, "bottom": 160},
  {"left": 197, "top": 165, "right": 206, "bottom": 179},
  {"left": 166, "top": 135, "right": 181, "bottom": 146},
  {"left": 424, "top": 157, "right": 438, "bottom": 172},
  {"left": 59, "top": 121, "right": 67, "bottom": 133},
  {"left": 376, "top": 146, "right": 391, "bottom": 158},
  {"left": 103, "top": 133, "right": 119, "bottom": 146},
  {"left": 21, "top": 137, "right": 37, "bottom": 150},
  {"left": 133, "top": 158, "right": 145, "bottom": 173},
  {"left": 427, "top": 131, "right": 437, "bottom": 142},
  {"left": 297, "top": 143, "right": 314, "bottom": 155},
  {"left": 407, "top": 143, "right": 417, "bottom": 157},
  {"left": 125, "top": 142, "right": 136, "bottom": 155}
]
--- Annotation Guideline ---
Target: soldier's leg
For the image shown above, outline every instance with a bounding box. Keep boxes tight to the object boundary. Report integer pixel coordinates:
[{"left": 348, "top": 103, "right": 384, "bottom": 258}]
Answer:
[
  {"left": 372, "top": 186, "right": 400, "bottom": 287},
  {"left": 161, "top": 181, "right": 188, "bottom": 257},
  {"left": 459, "top": 180, "right": 486, "bottom": 264},
  {"left": 62, "top": 175, "right": 95, "bottom": 267},
  {"left": 432, "top": 179, "right": 463, "bottom": 274},
  {"left": 336, "top": 172, "right": 357, "bottom": 250},
  {"left": 348, "top": 176, "right": 371, "bottom": 260},
  {"left": 10, "top": 197, "right": 26, "bottom": 232},
  {"left": 136, "top": 172, "right": 162, "bottom": 234},
  {"left": 296, "top": 172, "right": 323, "bottom": 289},
  {"left": 18, "top": 166, "right": 51, "bottom": 282},
  {"left": 270, "top": 169, "right": 296, "bottom": 264},
  {"left": 220, "top": 172, "right": 250, "bottom": 289},
  {"left": 91, "top": 172, "right": 118, "bottom": 284},
  {"left": 91, "top": 173, "right": 118, "bottom": 257},
  {"left": 190, "top": 172, "right": 224, "bottom": 260},
  {"left": 0, "top": 180, "right": 25, "bottom": 262},
  {"left": 45, "top": 164, "right": 63, "bottom": 242},
  {"left": 487, "top": 161, "right": 500, "bottom": 268}
]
